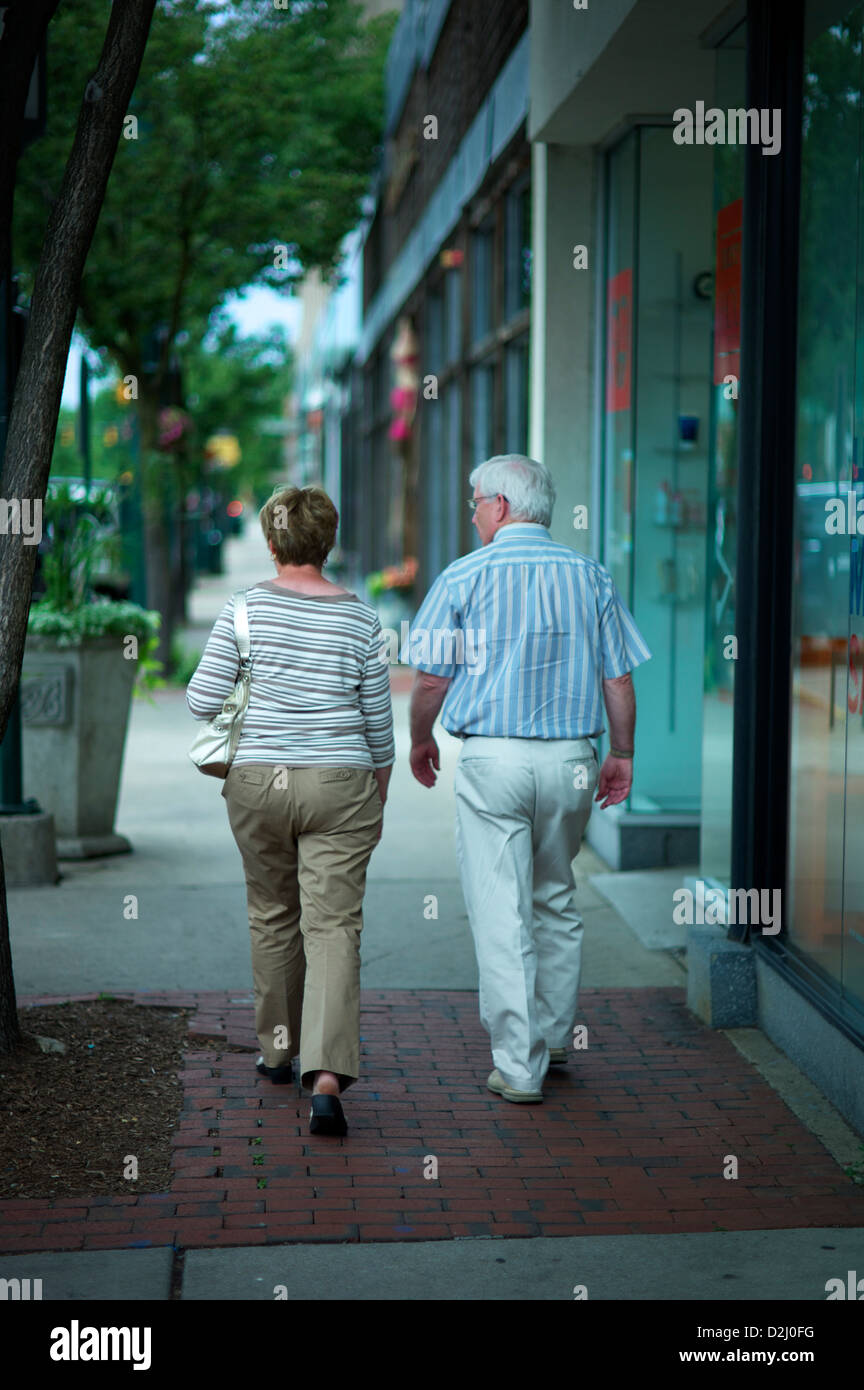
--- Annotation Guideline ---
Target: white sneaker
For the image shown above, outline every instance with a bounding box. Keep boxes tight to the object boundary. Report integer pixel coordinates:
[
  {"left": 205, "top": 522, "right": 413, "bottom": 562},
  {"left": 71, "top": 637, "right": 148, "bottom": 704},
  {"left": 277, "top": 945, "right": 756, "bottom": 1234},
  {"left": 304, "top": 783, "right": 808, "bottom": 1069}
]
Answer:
[{"left": 486, "top": 1069, "right": 543, "bottom": 1103}]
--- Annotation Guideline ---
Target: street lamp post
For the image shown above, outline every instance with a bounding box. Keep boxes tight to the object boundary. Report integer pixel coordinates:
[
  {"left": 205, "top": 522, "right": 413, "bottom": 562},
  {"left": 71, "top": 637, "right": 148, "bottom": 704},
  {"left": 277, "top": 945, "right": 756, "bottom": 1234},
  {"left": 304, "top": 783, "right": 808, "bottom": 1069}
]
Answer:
[{"left": 78, "top": 351, "right": 91, "bottom": 499}]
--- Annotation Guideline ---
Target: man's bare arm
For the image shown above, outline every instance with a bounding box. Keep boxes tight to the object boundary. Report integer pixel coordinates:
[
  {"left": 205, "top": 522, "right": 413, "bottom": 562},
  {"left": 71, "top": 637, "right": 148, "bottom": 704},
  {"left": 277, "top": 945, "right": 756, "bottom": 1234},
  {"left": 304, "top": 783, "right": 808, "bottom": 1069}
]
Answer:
[
  {"left": 602, "top": 672, "right": 635, "bottom": 753},
  {"left": 410, "top": 672, "right": 451, "bottom": 743},
  {"left": 597, "top": 672, "right": 636, "bottom": 808},
  {"left": 409, "top": 672, "right": 451, "bottom": 787}
]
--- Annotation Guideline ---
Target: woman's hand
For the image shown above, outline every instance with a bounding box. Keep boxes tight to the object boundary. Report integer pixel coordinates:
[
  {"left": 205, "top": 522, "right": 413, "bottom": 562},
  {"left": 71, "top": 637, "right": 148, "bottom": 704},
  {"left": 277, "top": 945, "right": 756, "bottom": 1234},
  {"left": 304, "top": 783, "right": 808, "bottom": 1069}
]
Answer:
[{"left": 373, "top": 765, "right": 391, "bottom": 841}]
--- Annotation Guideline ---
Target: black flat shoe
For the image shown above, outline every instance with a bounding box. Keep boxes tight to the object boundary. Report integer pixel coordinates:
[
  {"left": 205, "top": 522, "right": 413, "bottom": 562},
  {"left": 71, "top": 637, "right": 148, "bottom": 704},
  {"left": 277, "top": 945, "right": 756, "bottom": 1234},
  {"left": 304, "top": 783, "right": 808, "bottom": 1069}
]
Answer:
[
  {"left": 256, "top": 1055, "right": 294, "bottom": 1085},
  {"left": 309, "top": 1093, "right": 347, "bottom": 1136}
]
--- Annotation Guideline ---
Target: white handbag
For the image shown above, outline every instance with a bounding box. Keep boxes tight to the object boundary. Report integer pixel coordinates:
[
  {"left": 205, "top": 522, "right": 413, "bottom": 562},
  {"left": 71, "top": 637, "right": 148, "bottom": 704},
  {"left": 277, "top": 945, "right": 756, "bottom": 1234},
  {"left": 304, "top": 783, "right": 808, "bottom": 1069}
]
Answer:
[{"left": 188, "top": 589, "right": 252, "bottom": 778}]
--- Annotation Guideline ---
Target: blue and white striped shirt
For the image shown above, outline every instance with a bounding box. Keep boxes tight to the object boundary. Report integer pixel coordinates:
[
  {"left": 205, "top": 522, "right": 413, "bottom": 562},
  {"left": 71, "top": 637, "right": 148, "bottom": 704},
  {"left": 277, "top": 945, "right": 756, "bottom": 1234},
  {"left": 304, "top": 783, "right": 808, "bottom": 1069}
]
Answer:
[{"left": 403, "top": 523, "right": 651, "bottom": 739}]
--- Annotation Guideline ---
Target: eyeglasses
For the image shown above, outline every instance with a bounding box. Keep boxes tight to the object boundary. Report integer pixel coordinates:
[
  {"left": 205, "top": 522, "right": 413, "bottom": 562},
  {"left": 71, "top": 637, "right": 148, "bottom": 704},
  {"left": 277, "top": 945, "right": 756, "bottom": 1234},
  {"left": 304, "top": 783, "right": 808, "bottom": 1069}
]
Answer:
[{"left": 468, "top": 493, "right": 508, "bottom": 512}]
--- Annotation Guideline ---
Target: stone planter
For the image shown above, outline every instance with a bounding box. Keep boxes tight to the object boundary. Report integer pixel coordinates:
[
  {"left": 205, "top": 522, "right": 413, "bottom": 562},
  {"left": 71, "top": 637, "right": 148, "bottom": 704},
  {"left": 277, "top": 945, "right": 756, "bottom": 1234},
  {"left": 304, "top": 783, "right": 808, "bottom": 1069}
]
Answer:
[{"left": 20, "top": 635, "right": 137, "bottom": 858}]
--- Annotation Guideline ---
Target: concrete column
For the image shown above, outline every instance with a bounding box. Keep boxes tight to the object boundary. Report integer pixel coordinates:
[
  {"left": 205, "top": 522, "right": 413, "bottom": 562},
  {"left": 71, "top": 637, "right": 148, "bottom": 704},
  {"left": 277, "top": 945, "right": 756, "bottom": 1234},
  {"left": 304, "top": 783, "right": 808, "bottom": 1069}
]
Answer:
[{"left": 530, "top": 141, "right": 598, "bottom": 550}]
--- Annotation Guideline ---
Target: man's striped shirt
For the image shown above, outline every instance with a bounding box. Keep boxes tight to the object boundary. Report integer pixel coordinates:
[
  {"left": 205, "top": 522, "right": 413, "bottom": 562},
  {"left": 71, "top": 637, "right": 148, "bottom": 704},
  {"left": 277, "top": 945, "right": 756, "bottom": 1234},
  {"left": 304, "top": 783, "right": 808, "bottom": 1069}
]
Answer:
[
  {"left": 186, "top": 580, "right": 395, "bottom": 768},
  {"left": 403, "top": 523, "right": 652, "bottom": 739}
]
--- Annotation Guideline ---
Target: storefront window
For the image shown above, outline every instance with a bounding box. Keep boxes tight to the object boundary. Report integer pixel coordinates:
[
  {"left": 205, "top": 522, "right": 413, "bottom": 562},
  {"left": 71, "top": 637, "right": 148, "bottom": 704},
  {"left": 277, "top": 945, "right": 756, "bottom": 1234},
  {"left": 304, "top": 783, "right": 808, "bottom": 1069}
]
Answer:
[
  {"left": 603, "top": 131, "right": 637, "bottom": 604},
  {"left": 471, "top": 224, "right": 494, "bottom": 344},
  {"left": 504, "top": 337, "right": 529, "bottom": 453},
  {"left": 444, "top": 267, "right": 462, "bottom": 365},
  {"left": 426, "top": 290, "right": 443, "bottom": 374},
  {"left": 468, "top": 175, "right": 531, "bottom": 467},
  {"left": 602, "top": 125, "right": 713, "bottom": 813},
  {"left": 632, "top": 127, "right": 713, "bottom": 813},
  {"left": 505, "top": 179, "right": 532, "bottom": 318},
  {"left": 442, "top": 381, "right": 462, "bottom": 565},
  {"left": 789, "top": 0, "right": 864, "bottom": 1016},
  {"left": 471, "top": 364, "right": 494, "bottom": 464},
  {"left": 424, "top": 291, "right": 445, "bottom": 579}
]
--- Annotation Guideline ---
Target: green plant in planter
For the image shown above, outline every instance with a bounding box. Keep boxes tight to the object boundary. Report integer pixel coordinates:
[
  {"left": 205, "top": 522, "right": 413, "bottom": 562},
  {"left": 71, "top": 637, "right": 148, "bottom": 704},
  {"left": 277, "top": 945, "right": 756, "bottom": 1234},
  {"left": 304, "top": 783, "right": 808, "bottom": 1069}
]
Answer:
[{"left": 27, "top": 482, "right": 164, "bottom": 699}]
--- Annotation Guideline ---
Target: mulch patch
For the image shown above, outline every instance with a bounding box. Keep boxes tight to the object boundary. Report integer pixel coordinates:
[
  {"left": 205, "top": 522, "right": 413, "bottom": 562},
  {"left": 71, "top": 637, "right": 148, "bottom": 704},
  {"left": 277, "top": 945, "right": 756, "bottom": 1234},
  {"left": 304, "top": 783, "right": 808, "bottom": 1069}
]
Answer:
[{"left": 0, "top": 998, "right": 196, "bottom": 1201}]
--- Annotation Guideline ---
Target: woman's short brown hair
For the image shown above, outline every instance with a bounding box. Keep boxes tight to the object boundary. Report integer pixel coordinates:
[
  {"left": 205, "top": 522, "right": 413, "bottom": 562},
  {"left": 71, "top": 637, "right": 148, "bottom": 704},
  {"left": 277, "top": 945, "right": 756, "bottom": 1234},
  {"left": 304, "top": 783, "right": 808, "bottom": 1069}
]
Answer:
[{"left": 259, "top": 485, "right": 339, "bottom": 569}]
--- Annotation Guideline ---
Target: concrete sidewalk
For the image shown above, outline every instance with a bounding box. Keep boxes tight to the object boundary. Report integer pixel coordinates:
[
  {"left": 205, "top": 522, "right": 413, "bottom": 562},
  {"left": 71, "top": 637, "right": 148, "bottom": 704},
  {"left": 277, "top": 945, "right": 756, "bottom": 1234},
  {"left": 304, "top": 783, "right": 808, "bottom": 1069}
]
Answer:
[
  {"left": 8, "top": 522, "right": 686, "bottom": 998},
  {"left": 3, "top": 526, "right": 862, "bottom": 1300},
  {"left": 2, "top": 1228, "right": 863, "bottom": 1300}
]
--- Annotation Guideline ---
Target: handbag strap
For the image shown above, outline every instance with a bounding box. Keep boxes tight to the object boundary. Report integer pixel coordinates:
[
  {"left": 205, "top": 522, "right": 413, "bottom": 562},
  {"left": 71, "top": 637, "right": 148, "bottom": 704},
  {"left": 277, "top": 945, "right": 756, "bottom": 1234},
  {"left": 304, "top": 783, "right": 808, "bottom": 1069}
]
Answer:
[{"left": 233, "top": 589, "right": 251, "bottom": 666}]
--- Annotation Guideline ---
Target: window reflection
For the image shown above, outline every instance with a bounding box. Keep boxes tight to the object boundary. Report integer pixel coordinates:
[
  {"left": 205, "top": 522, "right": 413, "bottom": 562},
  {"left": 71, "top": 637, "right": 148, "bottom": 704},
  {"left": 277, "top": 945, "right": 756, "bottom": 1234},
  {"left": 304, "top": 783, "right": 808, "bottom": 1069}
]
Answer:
[{"left": 790, "top": 3, "right": 864, "bottom": 1016}]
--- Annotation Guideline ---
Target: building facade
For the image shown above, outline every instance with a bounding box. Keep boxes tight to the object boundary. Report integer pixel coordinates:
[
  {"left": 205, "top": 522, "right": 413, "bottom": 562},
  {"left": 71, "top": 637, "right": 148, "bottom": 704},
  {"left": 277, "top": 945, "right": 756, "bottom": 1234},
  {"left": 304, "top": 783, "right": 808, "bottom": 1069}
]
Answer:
[
  {"left": 330, "top": 0, "right": 864, "bottom": 1132},
  {"left": 348, "top": 0, "right": 531, "bottom": 592}
]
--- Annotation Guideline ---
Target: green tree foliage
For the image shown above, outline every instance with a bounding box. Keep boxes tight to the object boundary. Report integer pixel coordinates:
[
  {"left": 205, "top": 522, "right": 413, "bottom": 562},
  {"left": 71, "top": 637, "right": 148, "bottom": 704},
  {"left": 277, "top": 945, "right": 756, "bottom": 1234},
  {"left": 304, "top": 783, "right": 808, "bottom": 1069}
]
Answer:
[
  {"left": 52, "top": 320, "right": 294, "bottom": 498},
  {"left": 53, "top": 381, "right": 136, "bottom": 481},
  {"left": 14, "top": 0, "right": 393, "bottom": 368},
  {"left": 180, "top": 319, "right": 294, "bottom": 500},
  {"left": 12, "top": 0, "right": 394, "bottom": 660}
]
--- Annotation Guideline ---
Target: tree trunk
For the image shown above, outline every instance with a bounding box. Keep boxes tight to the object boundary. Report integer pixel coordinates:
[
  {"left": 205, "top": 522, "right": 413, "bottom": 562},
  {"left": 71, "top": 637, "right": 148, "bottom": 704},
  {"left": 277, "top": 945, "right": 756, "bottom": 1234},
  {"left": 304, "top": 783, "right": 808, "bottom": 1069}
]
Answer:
[
  {"left": 0, "top": 844, "right": 20, "bottom": 1054},
  {"left": 0, "top": 0, "right": 157, "bottom": 1054},
  {"left": 0, "top": 0, "right": 61, "bottom": 1059}
]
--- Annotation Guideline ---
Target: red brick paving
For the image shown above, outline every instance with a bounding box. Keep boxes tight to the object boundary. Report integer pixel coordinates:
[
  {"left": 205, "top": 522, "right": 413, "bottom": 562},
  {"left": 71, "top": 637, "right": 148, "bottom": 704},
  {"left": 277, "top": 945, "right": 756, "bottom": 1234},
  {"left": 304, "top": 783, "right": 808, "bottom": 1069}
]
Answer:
[{"left": 2, "top": 987, "right": 861, "bottom": 1252}]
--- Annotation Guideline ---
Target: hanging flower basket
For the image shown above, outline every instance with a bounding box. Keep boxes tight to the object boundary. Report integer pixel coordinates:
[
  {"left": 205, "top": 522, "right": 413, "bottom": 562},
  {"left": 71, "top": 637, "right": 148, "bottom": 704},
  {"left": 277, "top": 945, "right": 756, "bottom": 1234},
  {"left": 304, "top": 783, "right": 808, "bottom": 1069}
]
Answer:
[{"left": 366, "top": 556, "right": 418, "bottom": 598}]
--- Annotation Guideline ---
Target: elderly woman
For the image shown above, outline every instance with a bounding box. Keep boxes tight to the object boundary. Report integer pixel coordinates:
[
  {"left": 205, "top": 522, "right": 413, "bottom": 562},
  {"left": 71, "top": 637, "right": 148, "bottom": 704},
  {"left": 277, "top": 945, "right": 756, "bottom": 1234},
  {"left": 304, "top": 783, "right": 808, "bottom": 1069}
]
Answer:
[{"left": 186, "top": 485, "right": 394, "bottom": 1136}]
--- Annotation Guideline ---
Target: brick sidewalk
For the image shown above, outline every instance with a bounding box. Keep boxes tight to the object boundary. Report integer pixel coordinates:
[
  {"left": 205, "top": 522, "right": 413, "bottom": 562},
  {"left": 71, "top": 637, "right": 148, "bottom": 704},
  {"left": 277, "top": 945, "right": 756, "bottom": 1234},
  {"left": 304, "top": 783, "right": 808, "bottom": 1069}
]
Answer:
[{"left": 2, "top": 988, "right": 861, "bottom": 1251}]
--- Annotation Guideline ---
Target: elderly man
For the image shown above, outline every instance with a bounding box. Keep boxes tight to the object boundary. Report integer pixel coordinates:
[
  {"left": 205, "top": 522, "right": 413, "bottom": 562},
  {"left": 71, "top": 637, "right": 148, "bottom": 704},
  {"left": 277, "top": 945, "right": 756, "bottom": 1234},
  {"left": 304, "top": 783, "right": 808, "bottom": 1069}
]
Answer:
[{"left": 406, "top": 454, "right": 651, "bottom": 1103}]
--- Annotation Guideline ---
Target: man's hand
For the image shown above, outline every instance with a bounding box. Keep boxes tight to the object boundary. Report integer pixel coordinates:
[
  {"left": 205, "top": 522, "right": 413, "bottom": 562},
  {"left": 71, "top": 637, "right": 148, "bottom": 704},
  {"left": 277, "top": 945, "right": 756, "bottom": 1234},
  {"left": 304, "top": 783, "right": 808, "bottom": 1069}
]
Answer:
[
  {"left": 410, "top": 738, "right": 440, "bottom": 788},
  {"left": 409, "top": 671, "right": 450, "bottom": 788},
  {"left": 595, "top": 755, "right": 633, "bottom": 808}
]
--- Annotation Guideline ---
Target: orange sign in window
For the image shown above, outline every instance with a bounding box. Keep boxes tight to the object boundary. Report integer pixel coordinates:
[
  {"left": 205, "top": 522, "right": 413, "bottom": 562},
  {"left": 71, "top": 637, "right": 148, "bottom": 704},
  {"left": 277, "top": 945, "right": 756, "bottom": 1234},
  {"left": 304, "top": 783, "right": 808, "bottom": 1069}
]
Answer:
[
  {"left": 714, "top": 198, "right": 743, "bottom": 386},
  {"left": 606, "top": 268, "right": 632, "bottom": 413}
]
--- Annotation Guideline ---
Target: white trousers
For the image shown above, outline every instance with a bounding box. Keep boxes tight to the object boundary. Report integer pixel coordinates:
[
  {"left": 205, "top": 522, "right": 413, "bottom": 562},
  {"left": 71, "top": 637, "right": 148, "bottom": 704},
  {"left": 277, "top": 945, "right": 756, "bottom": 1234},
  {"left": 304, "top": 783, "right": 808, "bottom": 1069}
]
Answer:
[{"left": 454, "top": 735, "right": 599, "bottom": 1092}]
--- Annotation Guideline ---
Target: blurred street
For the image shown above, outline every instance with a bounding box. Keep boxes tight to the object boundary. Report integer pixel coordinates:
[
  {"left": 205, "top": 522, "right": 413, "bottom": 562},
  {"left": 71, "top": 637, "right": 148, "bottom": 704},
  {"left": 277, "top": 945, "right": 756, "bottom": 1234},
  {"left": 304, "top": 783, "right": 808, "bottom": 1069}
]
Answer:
[{"left": 8, "top": 522, "right": 685, "bottom": 997}]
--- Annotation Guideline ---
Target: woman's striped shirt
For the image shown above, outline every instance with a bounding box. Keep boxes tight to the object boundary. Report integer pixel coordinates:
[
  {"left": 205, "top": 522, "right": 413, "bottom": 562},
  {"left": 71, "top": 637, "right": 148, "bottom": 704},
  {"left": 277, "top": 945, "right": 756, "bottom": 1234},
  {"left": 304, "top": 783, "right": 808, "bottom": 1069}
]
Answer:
[{"left": 186, "top": 580, "right": 395, "bottom": 769}]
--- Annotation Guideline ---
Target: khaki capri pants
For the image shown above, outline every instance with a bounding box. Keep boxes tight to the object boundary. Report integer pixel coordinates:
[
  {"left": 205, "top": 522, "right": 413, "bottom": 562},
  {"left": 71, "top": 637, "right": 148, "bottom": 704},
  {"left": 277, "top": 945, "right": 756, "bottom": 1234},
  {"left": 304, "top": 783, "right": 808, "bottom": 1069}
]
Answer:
[{"left": 221, "top": 763, "right": 383, "bottom": 1091}]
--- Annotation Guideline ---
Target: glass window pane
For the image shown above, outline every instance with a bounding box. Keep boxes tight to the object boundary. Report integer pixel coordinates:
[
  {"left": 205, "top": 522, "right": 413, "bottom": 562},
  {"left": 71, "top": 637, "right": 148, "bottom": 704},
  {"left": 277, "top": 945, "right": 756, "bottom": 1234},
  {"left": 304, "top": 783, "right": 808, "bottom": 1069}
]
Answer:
[
  {"left": 789, "top": 2, "right": 864, "bottom": 1015},
  {"left": 444, "top": 382, "right": 462, "bottom": 564},
  {"left": 629, "top": 127, "right": 713, "bottom": 815},
  {"left": 445, "top": 268, "right": 462, "bottom": 365},
  {"left": 504, "top": 337, "right": 529, "bottom": 453},
  {"left": 423, "top": 383, "right": 445, "bottom": 579},
  {"left": 426, "top": 291, "right": 443, "bottom": 375},
  {"left": 701, "top": 21, "right": 747, "bottom": 882},
  {"left": 471, "top": 228, "right": 493, "bottom": 343},
  {"left": 506, "top": 181, "right": 532, "bottom": 318},
  {"left": 603, "top": 131, "right": 637, "bottom": 605},
  {"left": 472, "top": 364, "right": 494, "bottom": 464}
]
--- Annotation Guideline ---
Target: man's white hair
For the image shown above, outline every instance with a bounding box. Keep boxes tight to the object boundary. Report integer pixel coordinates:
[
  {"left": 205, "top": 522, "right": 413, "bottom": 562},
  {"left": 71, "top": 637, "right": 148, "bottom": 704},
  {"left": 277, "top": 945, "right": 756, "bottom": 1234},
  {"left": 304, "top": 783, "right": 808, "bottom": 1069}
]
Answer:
[{"left": 469, "top": 454, "right": 556, "bottom": 527}]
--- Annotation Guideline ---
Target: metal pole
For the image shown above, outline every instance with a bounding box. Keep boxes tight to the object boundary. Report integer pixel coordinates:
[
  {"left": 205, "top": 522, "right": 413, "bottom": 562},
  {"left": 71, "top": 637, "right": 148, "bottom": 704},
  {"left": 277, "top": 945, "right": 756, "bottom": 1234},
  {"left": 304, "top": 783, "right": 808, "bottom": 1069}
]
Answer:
[
  {"left": 127, "top": 408, "right": 147, "bottom": 607},
  {"left": 79, "top": 351, "right": 91, "bottom": 498}
]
